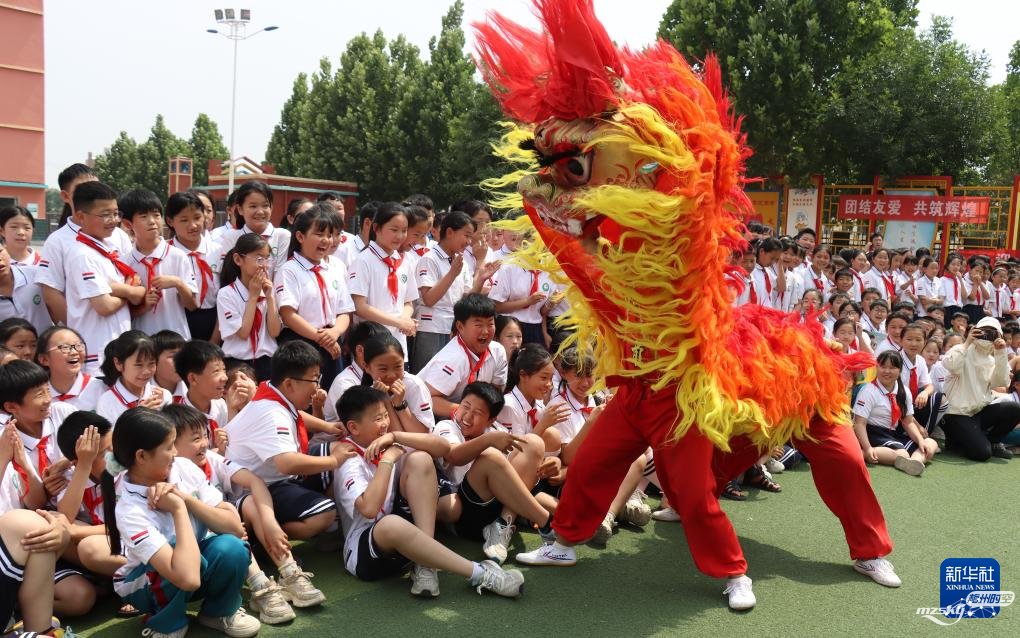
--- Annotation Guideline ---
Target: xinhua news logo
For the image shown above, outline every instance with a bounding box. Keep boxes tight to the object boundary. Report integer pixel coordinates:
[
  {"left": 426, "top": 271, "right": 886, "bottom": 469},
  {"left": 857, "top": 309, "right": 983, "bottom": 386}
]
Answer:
[{"left": 916, "top": 558, "right": 1014, "bottom": 625}]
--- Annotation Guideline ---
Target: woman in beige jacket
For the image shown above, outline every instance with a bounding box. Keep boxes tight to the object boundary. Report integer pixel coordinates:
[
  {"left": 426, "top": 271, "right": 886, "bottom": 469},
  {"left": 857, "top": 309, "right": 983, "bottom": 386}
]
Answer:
[{"left": 942, "top": 317, "right": 1019, "bottom": 460}]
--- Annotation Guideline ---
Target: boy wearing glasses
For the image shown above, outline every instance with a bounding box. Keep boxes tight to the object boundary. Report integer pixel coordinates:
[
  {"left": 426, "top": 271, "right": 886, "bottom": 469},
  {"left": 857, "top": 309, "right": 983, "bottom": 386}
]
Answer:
[
  {"left": 225, "top": 341, "right": 357, "bottom": 541},
  {"left": 63, "top": 182, "right": 146, "bottom": 374},
  {"left": 119, "top": 189, "right": 198, "bottom": 339}
]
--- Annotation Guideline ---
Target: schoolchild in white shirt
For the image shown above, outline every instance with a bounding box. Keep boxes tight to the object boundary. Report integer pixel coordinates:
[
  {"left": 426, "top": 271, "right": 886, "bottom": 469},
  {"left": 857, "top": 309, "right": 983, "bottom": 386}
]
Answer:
[
  {"left": 412, "top": 211, "right": 491, "bottom": 373},
  {"left": 399, "top": 205, "right": 432, "bottom": 276},
  {"left": 899, "top": 323, "right": 945, "bottom": 434},
  {"left": 217, "top": 233, "right": 282, "bottom": 382},
  {"left": 775, "top": 239, "right": 806, "bottom": 313},
  {"left": 0, "top": 244, "right": 51, "bottom": 336},
  {"left": 846, "top": 250, "right": 870, "bottom": 303},
  {"left": 852, "top": 351, "right": 938, "bottom": 476},
  {"left": 0, "top": 205, "right": 43, "bottom": 267},
  {"left": 36, "top": 327, "right": 104, "bottom": 411},
  {"left": 914, "top": 257, "right": 943, "bottom": 318},
  {"left": 748, "top": 238, "right": 782, "bottom": 308},
  {"left": 454, "top": 200, "right": 501, "bottom": 284},
  {"left": 359, "top": 333, "right": 435, "bottom": 435},
  {"left": 801, "top": 245, "right": 833, "bottom": 300},
  {"left": 0, "top": 417, "right": 47, "bottom": 511},
  {"left": 55, "top": 412, "right": 127, "bottom": 580},
  {"left": 63, "top": 182, "right": 147, "bottom": 374},
  {"left": 489, "top": 231, "right": 551, "bottom": 345},
  {"left": 276, "top": 205, "right": 354, "bottom": 393},
  {"left": 164, "top": 404, "right": 325, "bottom": 625},
  {"left": 152, "top": 330, "right": 188, "bottom": 404},
  {"left": 95, "top": 331, "right": 172, "bottom": 426},
  {"left": 896, "top": 255, "right": 921, "bottom": 306},
  {"left": 1007, "top": 272, "right": 1020, "bottom": 322},
  {"left": 174, "top": 341, "right": 232, "bottom": 455},
  {"left": 166, "top": 191, "right": 227, "bottom": 342},
  {"left": 349, "top": 203, "right": 420, "bottom": 357},
  {"left": 421, "top": 294, "right": 509, "bottom": 419},
  {"left": 0, "top": 318, "right": 37, "bottom": 363},
  {"left": 334, "top": 385, "right": 524, "bottom": 598},
  {"left": 940, "top": 254, "right": 967, "bottom": 328},
  {"left": 119, "top": 189, "right": 198, "bottom": 338},
  {"left": 961, "top": 259, "right": 990, "bottom": 326},
  {"left": 217, "top": 181, "right": 291, "bottom": 278},
  {"left": 863, "top": 249, "right": 896, "bottom": 302},
  {"left": 323, "top": 321, "right": 389, "bottom": 424},
  {"left": 334, "top": 202, "right": 374, "bottom": 271},
  {"left": 103, "top": 407, "right": 260, "bottom": 638},
  {"left": 433, "top": 382, "right": 555, "bottom": 564},
  {"left": 986, "top": 266, "right": 1010, "bottom": 321},
  {"left": 496, "top": 344, "right": 568, "bottom": 455},
  {"left": 225, "top": 342, "right": 354, "bottom": 542}
]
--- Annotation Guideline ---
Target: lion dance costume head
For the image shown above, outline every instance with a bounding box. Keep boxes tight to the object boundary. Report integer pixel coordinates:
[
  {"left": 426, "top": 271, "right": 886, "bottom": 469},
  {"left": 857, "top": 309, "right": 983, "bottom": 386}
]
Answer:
[{"left": 475, "top": 0, "right": 872, "bottom": 450}]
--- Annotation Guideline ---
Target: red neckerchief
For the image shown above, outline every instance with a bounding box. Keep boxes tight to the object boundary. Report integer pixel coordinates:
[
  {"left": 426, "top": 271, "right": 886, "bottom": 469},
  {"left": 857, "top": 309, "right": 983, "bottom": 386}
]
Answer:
[
  {"left": 36, "top": 435, "right": 50, "bottom": 475},
  {"left": 82, "top": 484, "right": 104, "bottom": 525},
  {"left": 10, "top": 461, "right": 30, "bottom": 499},
  {"left": 294, "top": 254, "right": 331, "bottom": 322},
  {"left": 457, "top": 336, "right": 488, "bottom": 383},
  {"left": 511, "top": 387, "right": 538, "bottom": 429},
  {"left": 76, "top": 233, "right": 135, "bottom": 281},
  {"left": 874, "top": 380, "right": 901, "bottom": 428},
  {"left": 811, "top": 267, "right": 824, "bottom": 291},
  {"left": 343, "top": 437, "right": 379, "bottom": 466},
  {"left": 758, "top": 265, "right": 772, "bottom": 294},
  {"left": 415, "top": 246, "right": 428, "bottom": 256},
  {"left": 748, "top": 275, "right": 758, "bottom": 304},
  {"left": 110, "top": 382, "right": 141, "bottom": 409},
  {"left": 560, "top": 388, "right": 593, "bottom": 416},
  {"left": 232, "top": 282, "right": 265, "bottom": 358},
  {"left": 253, "top": 382, "right": 307, "bottom": 454},
  {"left": 529, "top": 270, "right": 541, "bottom": 295},
  {"left": 138, "top": 242, "right": 170, "bottom": 312},
  {"left": 369, "top": 244, "right": 403, "bottom": 302},
  {"left": 54, "top": 373, "right": 91, "bottom": 401},
  {"left": 200, "top": 459, "right": 213, "bottom": 481},
  {"left": 945, "top": 274, "right": 959, "bottom": 303},
  {"left": 880, "top": 272, "right": 895, "bottom": 299},
  {"left": 852, "top": 270, "right": 865, "bottom": 296},
  {"left": 171, "top": 239, "right": 215, "bottom": 305},
  {"left": 908, "top": 365, "right": 918, "bottom": 398}
]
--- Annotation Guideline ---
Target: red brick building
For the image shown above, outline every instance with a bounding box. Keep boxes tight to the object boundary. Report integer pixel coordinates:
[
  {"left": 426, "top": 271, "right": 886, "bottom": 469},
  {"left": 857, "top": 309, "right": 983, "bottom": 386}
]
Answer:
[{"left": 0, "top": 0, "right": 45, "bottom": 218}]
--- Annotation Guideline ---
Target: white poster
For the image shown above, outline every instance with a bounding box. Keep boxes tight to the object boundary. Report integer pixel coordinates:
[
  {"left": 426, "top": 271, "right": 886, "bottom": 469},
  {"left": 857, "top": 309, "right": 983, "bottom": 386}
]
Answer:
[{"left": 785, "top": 188, "right": 818, "bottom": 236}]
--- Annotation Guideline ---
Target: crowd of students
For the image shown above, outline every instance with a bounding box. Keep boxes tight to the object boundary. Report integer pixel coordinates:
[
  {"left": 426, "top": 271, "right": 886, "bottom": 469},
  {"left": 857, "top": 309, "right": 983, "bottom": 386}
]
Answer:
[{"left": 2, "top": 163, "right": 1019, "bottom": 636}]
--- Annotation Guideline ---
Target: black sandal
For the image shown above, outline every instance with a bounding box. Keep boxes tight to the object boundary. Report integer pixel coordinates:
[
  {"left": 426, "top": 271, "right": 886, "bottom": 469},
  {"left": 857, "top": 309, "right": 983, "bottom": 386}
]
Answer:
[
  {"left": 721, "top": 480, "right": 747, "bottom": 501},
  {"left": 745, "top": 466, "right": 782, "bottom": 493}
]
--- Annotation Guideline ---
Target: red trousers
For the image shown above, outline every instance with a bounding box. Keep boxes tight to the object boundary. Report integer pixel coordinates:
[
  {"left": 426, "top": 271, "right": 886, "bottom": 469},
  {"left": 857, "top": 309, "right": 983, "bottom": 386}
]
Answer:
[{"left": 553, "top": 380, "right": 893, "bottom": 578}]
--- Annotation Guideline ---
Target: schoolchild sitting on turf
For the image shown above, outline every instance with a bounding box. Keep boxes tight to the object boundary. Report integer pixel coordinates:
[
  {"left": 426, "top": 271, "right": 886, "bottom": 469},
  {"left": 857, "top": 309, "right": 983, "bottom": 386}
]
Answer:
[
  {"left": 334, "top": 385, "right": 525, "bottom": 599},
  {"left": 433, "top": 381, "right": 555, "bottom": 564},
  {"left": 163, "top": 403, "right": 325, "bottom": 625}
]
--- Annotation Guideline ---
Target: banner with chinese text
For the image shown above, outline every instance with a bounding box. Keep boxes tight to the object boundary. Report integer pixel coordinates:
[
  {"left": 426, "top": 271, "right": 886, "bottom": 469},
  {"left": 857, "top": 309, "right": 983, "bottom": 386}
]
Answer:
[{"left": 838, "top": 195, "right": 990, "bottom": 223}]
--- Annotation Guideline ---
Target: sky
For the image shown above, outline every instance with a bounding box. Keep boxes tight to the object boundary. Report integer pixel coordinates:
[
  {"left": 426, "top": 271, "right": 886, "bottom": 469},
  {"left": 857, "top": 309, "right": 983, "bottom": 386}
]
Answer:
[{"left": 42, "top": 0, "right": 1018, "bottom": 187}]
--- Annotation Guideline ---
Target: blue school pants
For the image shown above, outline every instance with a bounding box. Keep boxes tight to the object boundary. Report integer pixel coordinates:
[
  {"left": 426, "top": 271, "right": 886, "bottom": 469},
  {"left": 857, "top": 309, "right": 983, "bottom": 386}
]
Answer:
[{"left": 121, "top": 534, "right": 249, "bottom": 634}]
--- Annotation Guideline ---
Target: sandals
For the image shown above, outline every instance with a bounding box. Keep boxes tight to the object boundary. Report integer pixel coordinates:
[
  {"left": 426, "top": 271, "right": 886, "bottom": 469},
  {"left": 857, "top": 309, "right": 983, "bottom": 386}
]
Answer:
[
  {"left": 721, "top": 481, "right": 747, "bottom": 501},
  {"left": 744, "top": 466, "right": 782, "bottom": 493},
  {"left": 117, "top": 603, "right": 142, "bottom": 617}
]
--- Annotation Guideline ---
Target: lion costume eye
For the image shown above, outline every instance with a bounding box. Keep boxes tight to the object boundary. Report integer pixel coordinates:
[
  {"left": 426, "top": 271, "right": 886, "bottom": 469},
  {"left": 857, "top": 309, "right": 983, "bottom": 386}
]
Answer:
[{"left": 559, "top": 151, "right": 593, "bottom": 187}]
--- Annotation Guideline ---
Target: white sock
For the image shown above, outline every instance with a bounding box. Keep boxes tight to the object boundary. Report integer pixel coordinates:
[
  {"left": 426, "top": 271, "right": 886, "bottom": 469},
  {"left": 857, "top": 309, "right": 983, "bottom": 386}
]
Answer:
[
  {"left": 468, "top": 561, "right": 485, "bottom": 585},
  {"left": 279, "top": 560, "right": 300, "bottom": 578},
  {"left": 247, "top": 571, "right": 271, "bottom": 592}
]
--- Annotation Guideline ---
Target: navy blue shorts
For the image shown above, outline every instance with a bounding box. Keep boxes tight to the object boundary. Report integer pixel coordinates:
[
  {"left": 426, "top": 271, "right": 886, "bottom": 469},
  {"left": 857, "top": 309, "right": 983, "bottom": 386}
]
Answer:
[
  {"left": 0, "top": 536, "right": 23, "bottom": 629},
  {"left": 351, "top": 523, "right": 410, "bottom": 582},
  {"left": 454, "top": 479, "right": 503, "bottom": 540},
  {"left": 866, "top": 424, "right": 918, "bottom": 453},
  {"left": 265, "top": 479, "right": 336, "bottom": 523}
]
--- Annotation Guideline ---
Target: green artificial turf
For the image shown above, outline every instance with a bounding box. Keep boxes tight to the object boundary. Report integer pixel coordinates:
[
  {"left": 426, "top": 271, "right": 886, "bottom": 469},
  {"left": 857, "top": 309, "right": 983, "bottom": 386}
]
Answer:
[{"left": 71, "top": 452, "right": 1017, "bottom": 637}]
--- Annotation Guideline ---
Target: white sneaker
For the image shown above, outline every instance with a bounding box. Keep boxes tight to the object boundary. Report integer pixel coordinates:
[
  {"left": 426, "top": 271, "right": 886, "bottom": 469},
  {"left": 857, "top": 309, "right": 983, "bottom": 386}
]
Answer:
[
  {"left": 278, "top": 566, "right": 325, "bottom": 607},
  {"left": 651, "top": 507, "right": 681, "bottom": 522},
  {"left": 410, "top": 563, "right": 440, "bottom": 598},
  {"left": 515, "top": 541, "right": 577, "bottom": 566},
  {"left": 474, "top": 560, "right": 525, "bottom": 598},
  {"left": 144, "top": 627, "right": 189, "bottom": 638},
  {"left": 591, "top": 512, "right": 615, "bottom": 545},
  {"left": 481, "top": 518, "right": 515, "bottom": 564},
  {"left": 893, "top": 456, "right": 925, "bottom": 477},
  {"left": 197, "top": 607, "right": 261, "bottom": 638},
  {"left": 619, "top": 491, "right": 652, "bottom": 527},
  {"left": 854, "top": 558, "right": 902, "bottom": 587},
  {"left": 765, "top": 457, "right": 785, "bottom": 474},
  {"left": 723, "top": 575, "right": 756, "bottom": 610},
  {"left": 248, "top": 579, "right": 295, "bottom": 624}
]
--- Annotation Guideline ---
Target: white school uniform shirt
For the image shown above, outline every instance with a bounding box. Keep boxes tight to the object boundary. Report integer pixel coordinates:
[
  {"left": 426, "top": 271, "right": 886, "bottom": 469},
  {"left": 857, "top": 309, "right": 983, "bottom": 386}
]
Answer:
[
  {"left": 96, "top": 380, "right": 171, "bottom": 427},
  {"left": 987, "top": 284, "right": 1010, "bottom": 318},
  {"left": 12, "top": 402, "right": 75, "bottom": 478},
  {"left": 489, "top": 264, "right": 552, "bottom": 324},
  {"left": 64, "top": 235, "right": 134, "bottom": 374},
  {"left": 337, "top": 440, "right": 402, "bottom": 576},
  {"left": 217, "top": 280, "right": 278, "bottom": 361},
  {"left": 415, "top": 244, "right": 474, "bottom": 335},
  {"left": 112, "top": 458, "right": 222, "bottom": 599},
  {"left": 168, "top": 235, "right": 225, "bottom": 310},
  {"left": 0, "top": 460, "right": 35, "bottom": 512},
  {"left": 420, "top": 337, "right": 508, "bottom": 404},
  {"left": 895, "top": 270, "right": 916, "bottom": 305},
  {"left": 748, "top": 264, "right": 776, "bottom": 308},
  {"left": 463, "top": 244, "right": 496, "bottom": 279},
  {"left": 729, "top": 273, "right": 751, "bottom": 307},
  {"left": 128, "top": 239, "right": 197, "bottom": 338},
  {"left": 776, "top": 268, "right": 805, "bottom": 313},
  {"left": 847, "top": 270, "right": 867, "bottom": 302},
  {"left": 899, "top": 349, "right": 931, "bottom": 394},
  {"left": 801, "top": 267, "right": 832, "bottom": 300},
  {"left": 36, "top": 220, "right": 132, "bottom": 293},
  {"left": 941, "top": 274, "right": 964, "bottom": 307},
  {"left": 914, "top": 275, "right": 939, "bottom": 317},
  {"left": 929, "top": 360, "right": 949, "bottom": 394},
  {"left": 399, "top": 373, "right": 436, "bottom": 432},
  {"left": 545, "top": 388, "right": 596, "bottom": 445},
  {"left": 496, "top": 386, "right": 545, "bottom": 438},
  {"left": 0, "top": 264, "right": 52, "bottom": 335},
  {"left": 334, "top": 233, "right": 366, "bottom": 272},
  {"left": 324, "top": 362, "right": 366, "bottom": 424},
  {"left": 433, "top": 418, "right": 498, "bottom": 488},
  {"left": 201, "top": 450, "right": 243, "bottom": 500},
  {"left": 56, "top": 475, "right": 107, "bottom": 525},
  {"left": 274, "top": 253, "right": 355, "bottom": 329},
  {"left": 182, "top": 394, "right": 229, "bottom": 441},
  {"left": 224, "top": 384, "right": 302, "bottom": 485},
  {"left": 219, "top": 223, "right": 290, "bottom": 277},
  {"left": 853, "top": 380, "right": 913, "bottom": 429},
  {"left": 961, "top": 273, "right": 990, "bottom": 308},
  {"left": 348, "top": 241, "right": 419, "bottom": 354},
  {"left": 13, "top": 246, "right": 43, "bottom": 267},
  {"left": 48, "top": 372, "right": 104, "bottom": 411},
  {"left": 863, "top": 267, "right": 894, "bottom": 301}
]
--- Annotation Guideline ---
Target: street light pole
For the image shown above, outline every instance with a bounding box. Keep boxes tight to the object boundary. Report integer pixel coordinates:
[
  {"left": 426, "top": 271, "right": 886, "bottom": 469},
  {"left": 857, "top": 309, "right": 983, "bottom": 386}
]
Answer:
[{"left": 207, "top": 9, "right": 278, "bottom": 196}]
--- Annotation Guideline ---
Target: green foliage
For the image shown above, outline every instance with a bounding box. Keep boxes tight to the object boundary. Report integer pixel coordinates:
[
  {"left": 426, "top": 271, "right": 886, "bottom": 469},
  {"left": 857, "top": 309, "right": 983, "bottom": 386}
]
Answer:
[
  {"left": 987, "top": 41, "right": 1020, "bottom": 182},
  {"left": 93, "top": 113, "right": 229, "bottom": 202},
  {"left": 45, "top": 188, "right": 63, "bottom": 216},
  {"left": 264, "top": 1, "right": 504, "bottom": 206}
]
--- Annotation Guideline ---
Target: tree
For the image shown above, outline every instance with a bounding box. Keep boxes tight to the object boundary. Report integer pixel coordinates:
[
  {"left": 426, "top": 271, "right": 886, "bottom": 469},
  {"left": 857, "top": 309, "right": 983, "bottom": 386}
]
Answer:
[
  {"left": 92, "top": 131, "right": 144, "bottom": 194},
  {"left": 658, "top": 0, "right": 918, "bottom": 181},
  {"left": 987, "top": 41, "right": 1020, "bottom": 182},
  {"left": 265, "top": 73, "right": 309, "bottom": 175},
  {"left": 135, "top": 115, "right": 191, "bottom": 201},
  {"left": 189, "top": 113, "right": 229, "bottom": 186},
  {"left": 45, "top": 188, "right": 63, "bottom": 216}
]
